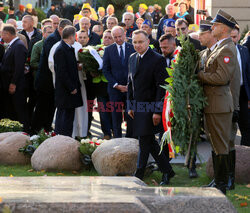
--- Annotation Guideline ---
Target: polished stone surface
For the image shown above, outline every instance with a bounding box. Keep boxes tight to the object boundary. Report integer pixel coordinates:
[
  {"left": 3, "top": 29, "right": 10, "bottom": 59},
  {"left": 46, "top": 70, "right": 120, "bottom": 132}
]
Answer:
[{"left": 0, "top": 177, "right": 236, "bottom": 213}]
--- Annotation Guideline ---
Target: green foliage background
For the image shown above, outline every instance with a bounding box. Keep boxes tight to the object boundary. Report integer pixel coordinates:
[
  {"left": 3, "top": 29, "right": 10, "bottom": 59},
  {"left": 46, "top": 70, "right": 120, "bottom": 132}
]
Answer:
[
  {"left": 163, "top": 35, "right": 207, "bottom": 159},
  {"left": 130, "top": 0, "right": 169, "bottom": 14},
  {"left": 97, "top": 0, "right": 169, "bottom": 21}
]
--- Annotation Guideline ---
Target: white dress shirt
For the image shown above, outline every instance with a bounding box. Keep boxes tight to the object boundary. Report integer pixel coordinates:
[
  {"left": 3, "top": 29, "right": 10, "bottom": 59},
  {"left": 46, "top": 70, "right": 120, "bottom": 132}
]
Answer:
[
  {"left": 26, "top": 30, "right": 34, "bottom": 40},
  {"left": 236, "top": 45, "right": 243, "bottom": 85},
  {"left": 116, "top": 42, "right": 125, "bottom": 57},
  {"left": 113, "top": 42, "right": 126, "bottom": 88}
]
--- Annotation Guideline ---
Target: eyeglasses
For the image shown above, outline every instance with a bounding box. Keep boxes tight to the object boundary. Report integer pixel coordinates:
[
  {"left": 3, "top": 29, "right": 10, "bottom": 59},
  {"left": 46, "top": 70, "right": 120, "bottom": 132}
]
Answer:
[{"left": 177, "top": 27, "right": 187, "bottom": 32}]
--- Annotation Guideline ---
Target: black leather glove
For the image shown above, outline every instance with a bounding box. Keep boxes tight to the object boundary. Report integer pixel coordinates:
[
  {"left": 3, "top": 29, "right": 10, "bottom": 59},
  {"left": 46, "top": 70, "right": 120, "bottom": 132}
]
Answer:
[{"left": 232, "top": 110, "right": 240, "bottom": 123}]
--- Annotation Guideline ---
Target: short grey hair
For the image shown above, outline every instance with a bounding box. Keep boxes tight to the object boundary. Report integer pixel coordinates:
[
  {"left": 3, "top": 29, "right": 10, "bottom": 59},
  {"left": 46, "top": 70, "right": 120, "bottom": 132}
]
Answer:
[
  {"left": 107, "top": 16, "right": 118, "bottom": 25},
  {"left": 122, "top": 12, "right": 134, "bottom": 23}
]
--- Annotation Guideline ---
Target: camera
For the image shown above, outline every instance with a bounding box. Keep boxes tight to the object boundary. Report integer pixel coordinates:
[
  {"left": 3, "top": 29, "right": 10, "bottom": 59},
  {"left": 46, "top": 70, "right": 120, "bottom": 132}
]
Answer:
[{"left": 197, "top": 9, "right": 207, "bottom": 15}]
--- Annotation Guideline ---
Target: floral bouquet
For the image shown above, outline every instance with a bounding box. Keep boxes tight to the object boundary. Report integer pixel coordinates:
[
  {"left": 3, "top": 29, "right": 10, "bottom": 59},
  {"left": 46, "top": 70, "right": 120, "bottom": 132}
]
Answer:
[
  {"left": 78, "top": 45, "right": 106, "bottom": 82},
  {"left": 78, "top": 137, "right": 106, "bottom": 168},
  {"left": 19, "top": 129, "right": 56, "bottom": 156},
  {"left": 0, "top": 119, "right": 23, "bottom": 133}
]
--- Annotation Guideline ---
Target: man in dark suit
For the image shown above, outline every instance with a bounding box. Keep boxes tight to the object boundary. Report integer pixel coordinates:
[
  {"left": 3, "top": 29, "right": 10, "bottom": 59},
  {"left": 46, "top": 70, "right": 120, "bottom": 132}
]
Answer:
[
  {"left": 0, "top": 25, "right": 29, "bottom": 132},
  {"left": 231, "top": 27, "right": 250, "bottom": 147},
  {"left": 54, "top": 26, "right": 83, "bottom": 136},
  {"left": 32, "top": 19, "right": 72, "bottom": 134},
  {"left": 127, "top": 30, "right": 175, "bottom": 184},
  {"left": 103, "top": 26, "right": 135, "bottom": 138},
  {"left": 20, "top": 15, "right": 42, "bottom": 124},
  {"left": 175, "top": 18, "right": 204, "bottom": 51},
  {"left": 243, "top": 35, "right": 250, "bottom": 54}
]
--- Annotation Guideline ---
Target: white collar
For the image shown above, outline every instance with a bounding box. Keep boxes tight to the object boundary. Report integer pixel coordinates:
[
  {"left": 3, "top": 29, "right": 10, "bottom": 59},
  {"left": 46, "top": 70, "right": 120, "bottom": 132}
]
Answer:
[
  {"left": 116, "top": 42, "right": 125, "bottom": 49},
  {"left": 139, "top": 47, "right": 149, "bottom": 58},
  {"left": 210, "top": 43, "right": 217, "bottom": 52},
  {"left": 216, "top": 37, "right": 229, "bottom": 47},
  {"left": 8, "top": 37, "right": 19, "bottom": 47}
]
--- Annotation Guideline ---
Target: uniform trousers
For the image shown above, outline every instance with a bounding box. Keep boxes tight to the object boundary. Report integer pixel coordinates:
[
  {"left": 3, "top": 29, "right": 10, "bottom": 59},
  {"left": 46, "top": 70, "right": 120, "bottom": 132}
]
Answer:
[{"left": 205, "top": 113, "right": 233, "bottom": 155}]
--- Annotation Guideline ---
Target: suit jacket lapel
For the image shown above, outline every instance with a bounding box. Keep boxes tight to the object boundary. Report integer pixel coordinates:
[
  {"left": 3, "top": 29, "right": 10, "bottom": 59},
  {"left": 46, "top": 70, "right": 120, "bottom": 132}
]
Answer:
[
  {"left": 237, "top": 45, "right": 246, "bottom": 75},
  {"left": 112, "top": 43, "right": 121, "bottom": 62},
  {"left": 133, "top": 48, "right": 152, "bottom": 77},
  {"left": 132, "top": 53, "right": 138, "bottom": 77},
  {"left": 125, "top": 43, "right": 130, "bottom": 62}
]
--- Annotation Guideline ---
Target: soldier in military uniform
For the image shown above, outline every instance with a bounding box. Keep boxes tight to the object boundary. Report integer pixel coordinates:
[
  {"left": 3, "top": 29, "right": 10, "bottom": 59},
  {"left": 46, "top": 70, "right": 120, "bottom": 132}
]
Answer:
[
  {"left": 198, "top": 19, "right": 241, "bottom": 192},
  {"left": 198, "top": 10, "right": 239, "bottom": 194}
]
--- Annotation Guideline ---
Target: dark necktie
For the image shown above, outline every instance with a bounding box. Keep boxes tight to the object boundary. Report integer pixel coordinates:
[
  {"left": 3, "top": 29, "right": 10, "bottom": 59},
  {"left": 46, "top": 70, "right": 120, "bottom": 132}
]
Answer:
[
  {"left": 136, "top": 54, "right": 141, "bottom": 71},
  {"left": 120, "top": 45, "right": 125, "bottom": 65}
]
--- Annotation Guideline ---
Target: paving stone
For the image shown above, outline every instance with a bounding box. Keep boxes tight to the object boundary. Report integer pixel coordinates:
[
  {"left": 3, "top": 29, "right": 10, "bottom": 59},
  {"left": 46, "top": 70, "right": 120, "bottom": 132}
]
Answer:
[{"left": 0, "top": 176, "right": 236, "bottom": 213}]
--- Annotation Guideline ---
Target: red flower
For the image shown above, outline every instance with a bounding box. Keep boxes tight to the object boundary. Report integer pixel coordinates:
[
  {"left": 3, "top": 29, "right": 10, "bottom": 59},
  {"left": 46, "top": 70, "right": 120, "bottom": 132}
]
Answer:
[
  {"left": 167, "top": 121, "right": 171, "bottom": 127},
  {"left": 173, "top": 59, "right": 176, "bottom": 63},
  {"left": 27, "top": 57, "right": 31, "bottom": 62},
  {"left": 174, "top": 49, "right": 179, "bottom": 55},
  {"left": 95, "top": 142, "right": 100, "bottom": 146},
  {"left": 98, "top": 48, "right": 103, "bottom": 51},
  {"left": 78, "top": 49, "right": 83, "bottom": 53},
  {"left": 22, "top": 132, "right": 29, "bottom": 135},
  {"left": 51, "top": 132, "right": 56, "bottom": 137},
  {"left": 169, "top": 109, "right": 174, "bottom": 118}
]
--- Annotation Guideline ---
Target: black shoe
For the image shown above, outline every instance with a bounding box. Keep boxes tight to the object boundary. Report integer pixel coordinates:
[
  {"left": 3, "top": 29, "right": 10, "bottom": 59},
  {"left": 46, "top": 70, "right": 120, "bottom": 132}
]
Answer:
[
  {"left": 189, "top": 168, "right": 198, "bottom": 178},
  {"left": 160, "top": 170, "right": 175, "bottom": 186},
  {"left": 202, "top": 179, "right": 216, "bottom": 187},
  {"left": 134, "top": 168, "right": 145, "bottom": 180},
  {"left": 144, "top": 162, "right": 159, "bottom": 177}
]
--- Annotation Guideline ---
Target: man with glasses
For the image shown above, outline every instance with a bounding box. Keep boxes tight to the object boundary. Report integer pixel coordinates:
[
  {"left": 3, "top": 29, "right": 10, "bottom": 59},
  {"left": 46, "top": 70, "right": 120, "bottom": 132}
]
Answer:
[{"left": 175, "top": 18, "right": 203, "bottom": 51}]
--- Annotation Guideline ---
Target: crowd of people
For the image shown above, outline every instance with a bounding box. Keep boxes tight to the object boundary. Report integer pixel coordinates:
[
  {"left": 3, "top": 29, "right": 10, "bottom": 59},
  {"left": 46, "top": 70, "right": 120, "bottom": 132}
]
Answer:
[{"left": 0, "top": 1, "right": 249, "bottom": 194}]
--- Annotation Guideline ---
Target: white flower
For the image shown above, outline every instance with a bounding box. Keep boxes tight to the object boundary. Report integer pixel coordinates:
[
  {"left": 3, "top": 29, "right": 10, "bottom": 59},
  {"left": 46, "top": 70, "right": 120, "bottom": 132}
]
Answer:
[
  {"left": 97, "top": 139, "right": 103, "bottom": 144},
  {"left": 80, "top": 139, "right": 86, "bottom": 144},
  {"left": 90, "top": 142, "right": 95, "bottom": 147},
  {"left": 92, "top": 137, "right": 98, "bottom": 142},
  {"left": 85, "top": 138, "right": 90, "bottom": 143},
  {"left": 30, "top": 135, "right": 39, "bottom": 141}
]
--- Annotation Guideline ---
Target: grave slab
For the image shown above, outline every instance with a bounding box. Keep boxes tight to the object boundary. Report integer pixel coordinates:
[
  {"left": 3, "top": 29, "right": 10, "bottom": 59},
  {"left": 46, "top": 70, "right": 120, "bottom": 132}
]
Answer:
[{"left": 0, "top": 176, "right": 236, "bottom": 213}]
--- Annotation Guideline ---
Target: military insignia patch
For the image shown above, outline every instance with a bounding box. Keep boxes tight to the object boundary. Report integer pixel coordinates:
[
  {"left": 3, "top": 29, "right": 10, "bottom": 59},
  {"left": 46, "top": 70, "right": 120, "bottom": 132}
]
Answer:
[{"left": 224, "top": 56, "right": 230, "bottom": 64}]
